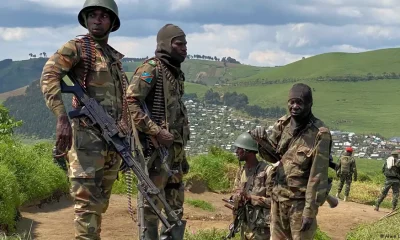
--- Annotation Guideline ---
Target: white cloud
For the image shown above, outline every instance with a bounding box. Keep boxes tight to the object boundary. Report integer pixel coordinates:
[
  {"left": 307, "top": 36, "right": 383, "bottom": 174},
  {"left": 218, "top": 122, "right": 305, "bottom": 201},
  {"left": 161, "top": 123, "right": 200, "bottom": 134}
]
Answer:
[{"left": 2, "top": 20, "right": 400, "bottom": 67}]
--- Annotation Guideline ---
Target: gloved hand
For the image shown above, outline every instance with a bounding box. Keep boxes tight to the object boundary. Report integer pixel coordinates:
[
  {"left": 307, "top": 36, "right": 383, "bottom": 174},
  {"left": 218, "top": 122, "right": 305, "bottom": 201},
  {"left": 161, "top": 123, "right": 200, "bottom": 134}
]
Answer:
[
  {"left": 156, "top": 129, "right": 174, "bottom": 147},
  {"left": 249, "top": 127, "right": 267, "bottom": 140},
  {"left": 300, "top": 217, "right": 314, "bottom": 232}
]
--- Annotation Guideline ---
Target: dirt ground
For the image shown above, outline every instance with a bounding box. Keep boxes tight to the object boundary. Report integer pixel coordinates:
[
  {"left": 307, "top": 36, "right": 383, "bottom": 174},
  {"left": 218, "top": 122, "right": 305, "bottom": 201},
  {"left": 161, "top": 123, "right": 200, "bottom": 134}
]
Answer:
[{"left": 16, "top": 192, "right": 390, "bottom": 240}]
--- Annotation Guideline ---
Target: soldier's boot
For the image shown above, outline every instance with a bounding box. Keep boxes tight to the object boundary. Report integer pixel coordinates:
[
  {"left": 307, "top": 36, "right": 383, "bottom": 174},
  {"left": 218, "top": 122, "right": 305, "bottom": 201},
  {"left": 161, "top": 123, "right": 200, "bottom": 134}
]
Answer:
[
  {"left": 374, "top": 205, "right": 379, "bottom": 211},
  {"left": 160, "top": 220, "right": 186, "bottom": 240},
  {"left": 143, "top": 220, "right": 159, "bottom": 240}
]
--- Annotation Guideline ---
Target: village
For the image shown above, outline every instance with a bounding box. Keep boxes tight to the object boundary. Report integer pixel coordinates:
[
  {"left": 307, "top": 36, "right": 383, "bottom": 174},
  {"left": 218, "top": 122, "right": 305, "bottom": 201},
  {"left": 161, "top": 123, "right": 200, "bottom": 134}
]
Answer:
[{"left": 183, "top": 98, "right": 400, "bottom": 159}]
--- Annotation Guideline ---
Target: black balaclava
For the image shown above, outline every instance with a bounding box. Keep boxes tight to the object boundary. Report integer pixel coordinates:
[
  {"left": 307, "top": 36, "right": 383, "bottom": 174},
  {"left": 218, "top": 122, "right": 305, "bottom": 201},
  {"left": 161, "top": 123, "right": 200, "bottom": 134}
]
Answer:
[
  {"left": 155, "top": 24, "right": 186, "bottom": 75},
  {"left": 288, "top": 83, "right": 314, "bottom": 131}
]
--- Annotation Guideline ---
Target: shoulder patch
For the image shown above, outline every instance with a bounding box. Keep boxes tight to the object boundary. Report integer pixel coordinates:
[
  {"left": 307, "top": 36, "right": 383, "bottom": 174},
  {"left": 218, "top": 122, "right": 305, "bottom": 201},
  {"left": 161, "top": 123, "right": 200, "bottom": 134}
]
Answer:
[
  {"left": 140, "top": 71, "right": 153, "bottom": 84},
  {"left": 148, "top": 59, "right": 156, "bottom": 66}
]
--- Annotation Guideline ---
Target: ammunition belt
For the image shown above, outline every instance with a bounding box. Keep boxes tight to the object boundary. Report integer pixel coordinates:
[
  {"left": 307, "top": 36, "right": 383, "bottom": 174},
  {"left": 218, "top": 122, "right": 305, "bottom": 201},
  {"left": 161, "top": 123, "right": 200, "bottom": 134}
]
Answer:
[
  {"left": 71, "top": 34, "right": 131, "bottom": 135},
  {"left": 72, "top": 34, "right": 95, "bottom": 109},
  {"left": 144, "top": 58, "right": 166, "bottom": 157}
]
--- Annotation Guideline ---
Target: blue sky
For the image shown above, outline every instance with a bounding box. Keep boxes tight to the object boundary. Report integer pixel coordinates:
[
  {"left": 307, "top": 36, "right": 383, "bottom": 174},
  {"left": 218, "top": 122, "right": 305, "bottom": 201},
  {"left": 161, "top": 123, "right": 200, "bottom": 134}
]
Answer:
[{"left": 1, "top": 0, "right": 400, "bottom": 66}]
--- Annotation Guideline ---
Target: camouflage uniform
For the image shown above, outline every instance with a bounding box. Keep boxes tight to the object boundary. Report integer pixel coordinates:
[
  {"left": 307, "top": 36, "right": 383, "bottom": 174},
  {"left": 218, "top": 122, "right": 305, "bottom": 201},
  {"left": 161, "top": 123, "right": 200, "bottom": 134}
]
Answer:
[
  {"left": 126, "top": 25, "right": 189, "bottom": 240},
  {"left": 375, "top": 151, "right": 400, "bottom": 211},
  {"left": 40, "top": 1, "right": 131, "bottom": 239},
  {"left": 257, "top": 114, "right": 331, "bottom": 240},
  {"left": 233, "top": 161, "right": 272, "bottom": 240},
  {"left": 336, "top": 152, "right": 357, "bottom": 198}
]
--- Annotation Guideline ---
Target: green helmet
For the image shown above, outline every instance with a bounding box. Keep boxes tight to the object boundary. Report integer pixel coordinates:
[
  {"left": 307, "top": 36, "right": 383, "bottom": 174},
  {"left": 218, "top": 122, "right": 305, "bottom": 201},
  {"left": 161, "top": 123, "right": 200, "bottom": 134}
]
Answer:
[
  {"left": 233, "top": 132, "right": 258, "bottom": 152},
  {"left": 78, "top": 0, "right": 120, "bottom": 32},
  {"left": 392, "top": 150, "right": 399, "bottom": 156}
]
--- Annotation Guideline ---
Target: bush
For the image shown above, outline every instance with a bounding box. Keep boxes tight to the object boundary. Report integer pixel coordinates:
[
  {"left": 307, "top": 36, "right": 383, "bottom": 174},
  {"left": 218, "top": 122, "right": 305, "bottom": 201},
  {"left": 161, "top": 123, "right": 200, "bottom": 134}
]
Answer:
[
  {"left": 0, "top": 137, "right": 69, "bottom": 234},
  {"left": 0, "top": 164, "right": 19, "bottom": 232}
]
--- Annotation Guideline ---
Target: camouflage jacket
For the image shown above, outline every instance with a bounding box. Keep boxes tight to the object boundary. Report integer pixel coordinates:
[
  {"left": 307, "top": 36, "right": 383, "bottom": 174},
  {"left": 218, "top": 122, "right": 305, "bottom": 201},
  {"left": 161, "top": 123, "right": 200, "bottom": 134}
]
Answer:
[
  {"left": 337, "top": 155, "right": 357, "bottom": 177},
  {"left": 40, "top": 35, "right": 128, "bottom": 124},
  {"left": 258, "top": 114, "right": 332, "bottom": 218},
  {"left": 126, "top": 57, "right": 189, "bottom": 145},
  {"left": 233, "top": 160, "right": 272, "bottom": 228}
]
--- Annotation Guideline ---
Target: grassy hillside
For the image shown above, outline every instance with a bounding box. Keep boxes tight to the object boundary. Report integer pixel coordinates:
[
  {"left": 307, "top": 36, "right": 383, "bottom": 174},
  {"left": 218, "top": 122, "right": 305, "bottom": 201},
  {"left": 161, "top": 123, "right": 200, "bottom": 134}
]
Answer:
[
  {"left": 0, "top": 58, "right": 47, "bottom": 93},
  {"left": 216, "top": 78, "right": 400, "bottom": 137},
  {"left": 0, "top": 85, "right": 27, "bottom": 102},
  {"left": 233, "top": 48, "right": 400, "bottom": 83}
]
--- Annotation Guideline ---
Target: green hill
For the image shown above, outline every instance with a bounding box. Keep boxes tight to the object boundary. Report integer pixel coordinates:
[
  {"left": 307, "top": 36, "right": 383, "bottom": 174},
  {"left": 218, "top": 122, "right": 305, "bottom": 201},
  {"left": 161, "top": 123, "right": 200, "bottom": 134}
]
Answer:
[
  {"left": 2, "top": 48, "right": 400, "bottom": 138},
  {"left": 0, "top": 58, "right": 48, "bottom": 93},
  {"left": 233, "top": 48, "right": 400, "bottom": 84}
]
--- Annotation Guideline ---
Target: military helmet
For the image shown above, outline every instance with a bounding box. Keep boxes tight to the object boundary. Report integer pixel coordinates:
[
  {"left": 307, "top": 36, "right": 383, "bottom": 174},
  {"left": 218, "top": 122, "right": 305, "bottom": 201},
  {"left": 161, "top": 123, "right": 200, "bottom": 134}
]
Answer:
[
  {"left": 391, "top": 150, "right": 399, "bottom": 156},
  {"left": 233, "top": 132, "right": 258, "bottom": 152},
  {"left": 78, "top": 0, "right": 120, "bottom": 32}
]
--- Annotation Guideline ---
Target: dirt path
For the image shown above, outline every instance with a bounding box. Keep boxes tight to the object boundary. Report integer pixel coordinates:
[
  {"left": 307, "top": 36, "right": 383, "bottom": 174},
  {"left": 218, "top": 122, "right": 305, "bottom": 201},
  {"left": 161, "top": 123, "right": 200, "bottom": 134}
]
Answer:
[{"left": 16, "top": 192, "right": 390, "bottom": 240}]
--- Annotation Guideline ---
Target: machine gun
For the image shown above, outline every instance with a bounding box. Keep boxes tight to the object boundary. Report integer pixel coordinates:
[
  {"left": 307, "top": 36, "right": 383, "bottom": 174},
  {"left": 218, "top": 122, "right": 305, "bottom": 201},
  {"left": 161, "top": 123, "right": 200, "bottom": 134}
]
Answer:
[{"left": 60, "top": 75, "right": 182, "bottom": 234}]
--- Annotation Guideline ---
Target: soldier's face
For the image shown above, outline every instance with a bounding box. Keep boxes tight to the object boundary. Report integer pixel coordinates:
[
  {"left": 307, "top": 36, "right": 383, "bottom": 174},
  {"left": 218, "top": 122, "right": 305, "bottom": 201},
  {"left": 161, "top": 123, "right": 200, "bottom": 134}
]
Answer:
[
  {"left": 288, "top": 98, "right": 309, "bottom": 118},
  {"left": 171, "top": 36, "right": 187, "bottom": 59},
  {"left": 87, "top": 9, "right": 112, "bottom": 37},
  {"left": 235, "top": 147, "right": 246, "bottom": 161}
]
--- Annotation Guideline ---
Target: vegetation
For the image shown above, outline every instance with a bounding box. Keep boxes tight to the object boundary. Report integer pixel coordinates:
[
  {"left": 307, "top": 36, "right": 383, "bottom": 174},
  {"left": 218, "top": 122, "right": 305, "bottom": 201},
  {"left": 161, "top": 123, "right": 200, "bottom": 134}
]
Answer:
[
  {"left": 346, "top": 213, "right": 400, "bottom": 240},
  {"left": 186, "top": 199, "right": 216, "bottom": 212},
  {"left": 0, "top": 105, "right": 69, "bottom": 234}
]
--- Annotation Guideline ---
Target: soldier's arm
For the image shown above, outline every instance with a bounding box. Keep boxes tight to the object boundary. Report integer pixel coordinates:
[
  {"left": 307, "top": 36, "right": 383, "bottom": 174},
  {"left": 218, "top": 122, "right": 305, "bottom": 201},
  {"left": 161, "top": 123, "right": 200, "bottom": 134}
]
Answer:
[
  {"left": 249, "top": 165, "right": 273, "bottom": 208},
  {"left": 40, "top": 40, "right": 80, "bottom": 117},
  {"left": 303, "top": 127, "right": 331, "bottom": 219},
  {"left": 352, "top": 158, "right": 357, "bottom": 179},
  {"left": 258, "top": 121, "right": 282, "bottom": 163},
  {"left": 126, "top": 63, "right": 160, "bottom": 135}
]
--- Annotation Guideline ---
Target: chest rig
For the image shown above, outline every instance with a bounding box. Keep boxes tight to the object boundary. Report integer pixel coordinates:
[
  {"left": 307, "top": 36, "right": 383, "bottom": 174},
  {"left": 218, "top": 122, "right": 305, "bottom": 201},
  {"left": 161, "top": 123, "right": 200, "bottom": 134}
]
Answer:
[{"left": 71, "top": 34, "right": 131, "bottom": 135}]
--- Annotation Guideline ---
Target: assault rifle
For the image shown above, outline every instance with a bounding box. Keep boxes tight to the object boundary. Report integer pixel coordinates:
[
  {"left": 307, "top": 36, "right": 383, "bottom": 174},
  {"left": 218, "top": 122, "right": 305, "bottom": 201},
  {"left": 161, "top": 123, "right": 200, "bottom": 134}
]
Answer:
[
  {"left": 60, "top": 76, "right": 182, "bottom": 234},
  {"left": 222, "top": 167, "right": 258, "bottom": 239}
]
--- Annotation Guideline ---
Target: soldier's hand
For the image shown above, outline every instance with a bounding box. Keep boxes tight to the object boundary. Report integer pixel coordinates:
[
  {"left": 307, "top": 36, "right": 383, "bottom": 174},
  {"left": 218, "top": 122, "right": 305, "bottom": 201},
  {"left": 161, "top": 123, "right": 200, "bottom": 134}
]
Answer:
[
  {"left": 156, "top": 129, "right": 174, "bottom": 147},
  {"left": 56, "top": 114, "right": 72, "bottom": 153},
  {"left": 249, "top": 127, "right": 267, "bottom": 140},
  {"left": 300, "top": 217, "right": 314, "bottom": 232},
  {"left": 181, "top": 157, "right": 190, "bottom": 174}
]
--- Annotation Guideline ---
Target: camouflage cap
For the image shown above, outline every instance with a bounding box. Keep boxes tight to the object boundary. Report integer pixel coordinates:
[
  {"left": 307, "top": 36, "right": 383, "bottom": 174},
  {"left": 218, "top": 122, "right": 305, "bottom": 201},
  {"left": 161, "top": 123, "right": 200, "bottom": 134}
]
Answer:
[{"left": 391, "top": 150, "right": 399, "bottom": 156}]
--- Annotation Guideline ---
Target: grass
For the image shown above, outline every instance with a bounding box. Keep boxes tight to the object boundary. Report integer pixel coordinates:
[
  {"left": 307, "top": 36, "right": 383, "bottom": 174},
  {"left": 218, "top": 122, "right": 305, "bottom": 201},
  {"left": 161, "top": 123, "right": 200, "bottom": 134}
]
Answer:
[
  {"left": 0, "top": 138, "right": 69, "bottom": 234},
  {"left": 186, "top": 199, "right": 215, "bottom": 211},
  {"left": 184, "top": 227, "right": 330, "bottom": 240},
  {"left": 346, "top": 212, "right": 400, "bottom": 239}
]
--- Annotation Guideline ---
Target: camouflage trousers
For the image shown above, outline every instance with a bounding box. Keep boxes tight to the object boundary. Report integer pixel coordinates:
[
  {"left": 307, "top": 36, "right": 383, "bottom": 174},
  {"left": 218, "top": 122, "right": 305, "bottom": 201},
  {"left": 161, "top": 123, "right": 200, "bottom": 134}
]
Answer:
[
  {"left": 376, "top": 178, "right": 400, "bottom": 209},
  {"left": 337, "top": 173, "right": 353, "bottom": 197},
  {"left": 143, "top": 142, "right": 186, "bottom": 240},
  {"left": 67, "top": 122, "right": 121, "bottom": 240},
  {"left": 270, "top": 199, "right": 317, "bottom": 240}
]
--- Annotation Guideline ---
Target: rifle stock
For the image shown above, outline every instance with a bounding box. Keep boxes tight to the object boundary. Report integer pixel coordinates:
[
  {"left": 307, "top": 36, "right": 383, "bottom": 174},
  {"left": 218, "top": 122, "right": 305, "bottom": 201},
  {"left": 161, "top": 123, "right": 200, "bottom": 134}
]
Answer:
[
  {"left": 326, "top": 195, "right": 338, "bottom": 208},
  {"left": 60, "top": 77, "right": 181, "bottom": 233}
]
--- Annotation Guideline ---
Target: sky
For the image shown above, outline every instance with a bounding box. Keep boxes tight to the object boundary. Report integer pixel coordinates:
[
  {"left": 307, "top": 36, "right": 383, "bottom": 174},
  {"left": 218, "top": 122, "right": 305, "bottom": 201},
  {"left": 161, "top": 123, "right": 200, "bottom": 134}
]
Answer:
[{"left": 1, "top": 0, "right": 400, "bottom": 66}]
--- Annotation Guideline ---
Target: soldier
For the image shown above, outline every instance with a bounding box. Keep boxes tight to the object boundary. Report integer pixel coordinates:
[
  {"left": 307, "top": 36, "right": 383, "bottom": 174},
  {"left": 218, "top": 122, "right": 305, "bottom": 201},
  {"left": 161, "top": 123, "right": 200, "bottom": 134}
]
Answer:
[
  {"left": 374, "top": 150, "right": 400, "bottom": 211},
  {"left": 230, "top": 132, "right": 272, "bottom": 240},
  {"left": 335, "top": 147, "right": 357, "bottom": 201},
  {"left": 249, "top": 83, "right": 332, "bottom": 240},
  {"left": 40, "top": 0, "right": 133, "bottom": 239},
  {"left": 126, "top": 23, "right": 189, "bottom": 239}
]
